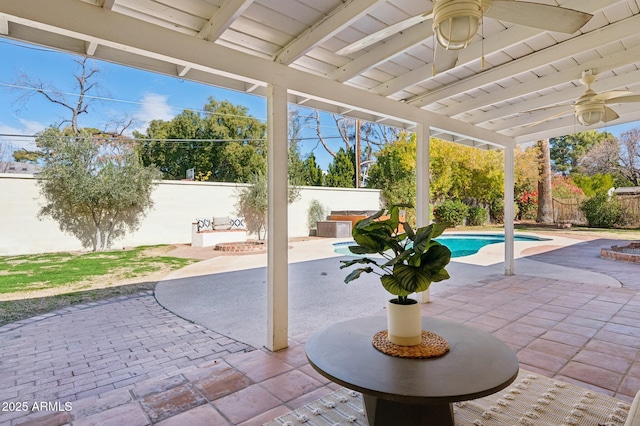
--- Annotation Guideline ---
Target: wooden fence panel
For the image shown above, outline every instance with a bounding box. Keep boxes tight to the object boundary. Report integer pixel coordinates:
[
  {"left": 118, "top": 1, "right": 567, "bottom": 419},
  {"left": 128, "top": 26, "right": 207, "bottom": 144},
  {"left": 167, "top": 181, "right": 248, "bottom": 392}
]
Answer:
[
  {"left": 552, "top": 197, "right": 587, "bottom": 225},
  {"left": 619, "top": 195, "right": 640, "bottom": 228}
]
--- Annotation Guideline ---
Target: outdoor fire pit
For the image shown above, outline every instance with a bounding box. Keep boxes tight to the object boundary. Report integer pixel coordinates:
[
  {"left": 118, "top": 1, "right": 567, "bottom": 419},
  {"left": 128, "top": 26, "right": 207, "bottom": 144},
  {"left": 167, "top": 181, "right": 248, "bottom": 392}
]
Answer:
[{"left": 600, "top": 242, "right": 640, "bottom": 264}]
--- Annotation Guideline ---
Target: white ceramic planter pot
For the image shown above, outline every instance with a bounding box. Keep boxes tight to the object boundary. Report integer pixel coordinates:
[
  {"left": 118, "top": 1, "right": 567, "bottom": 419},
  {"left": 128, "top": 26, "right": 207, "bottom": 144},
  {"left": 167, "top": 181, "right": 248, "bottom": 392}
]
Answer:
[{"left": 387, "top": 299, "right": 422, "bottom": 346}]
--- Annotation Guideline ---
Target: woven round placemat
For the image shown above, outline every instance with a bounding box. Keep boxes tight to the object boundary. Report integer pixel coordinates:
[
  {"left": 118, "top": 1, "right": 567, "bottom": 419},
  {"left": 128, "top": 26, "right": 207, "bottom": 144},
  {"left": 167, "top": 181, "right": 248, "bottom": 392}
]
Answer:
[{"left": 371, "top": 330, "right": 450, "bottom": 358}]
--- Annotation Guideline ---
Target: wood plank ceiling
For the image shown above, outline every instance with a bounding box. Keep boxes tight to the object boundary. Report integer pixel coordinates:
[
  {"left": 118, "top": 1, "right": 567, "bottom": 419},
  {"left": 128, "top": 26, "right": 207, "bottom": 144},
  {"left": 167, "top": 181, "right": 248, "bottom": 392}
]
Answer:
[{"left": 1, "top": 0, "right": 640, "bottom": 149}]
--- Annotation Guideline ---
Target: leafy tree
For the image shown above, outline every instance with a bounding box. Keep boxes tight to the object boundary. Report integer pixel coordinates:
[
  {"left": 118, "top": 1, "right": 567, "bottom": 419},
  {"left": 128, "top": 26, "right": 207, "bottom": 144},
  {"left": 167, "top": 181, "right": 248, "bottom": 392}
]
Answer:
[
  {"left": 288, "top": 107, "right": 313, "bottom": 186},
  {"left": 571, "top": 173, "right": 616, "bottom": 197},
  {"left": 235, "top": 171, "right": 301, "bottom": 240},
  {"left": 301, "top": 152, "right": 324, "bottom": 186},
  {"left": 136, "top": 97, "right": 266, "bottom": 182},
  {"left": 550, "top": 131, "right": 610, "bottom": 175},
  {"left": 12, "top": 149, "right": 43, "bottom": 163},
  {"left": 429, "top": 138, "right": 503, "bottom": 204},
  {"left": 36, "top": 127, "right": 161, "bottom": 251},
  {"left": 551, "top": 175, "right": 585, "bottom": 199},
  {"left": 514, "top": 144, "right": 539, "bottom": 220},
  {"left": 366, "top": 133, "right": 416, "bottom": 206},
  {"left": 325, "top": 147, "right": 355, "bottom": 187}
]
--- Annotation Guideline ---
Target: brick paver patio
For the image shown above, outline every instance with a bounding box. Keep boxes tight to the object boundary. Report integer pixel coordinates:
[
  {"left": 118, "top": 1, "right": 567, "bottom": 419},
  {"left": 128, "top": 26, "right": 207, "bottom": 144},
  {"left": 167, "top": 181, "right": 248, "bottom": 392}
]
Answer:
[{"left": 1, "top": 244, "right": 639, "bottom": 425}]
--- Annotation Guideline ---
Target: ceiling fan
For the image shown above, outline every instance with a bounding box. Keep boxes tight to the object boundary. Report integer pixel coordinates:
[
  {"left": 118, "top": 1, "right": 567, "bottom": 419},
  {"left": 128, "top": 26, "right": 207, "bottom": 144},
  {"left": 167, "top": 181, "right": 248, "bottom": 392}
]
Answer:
[
  {"left": 337, "top": 1, "right": 593, "bottom": 62},
  {"left": 528, "top": 70, "right": 640, "bottom": 127}
]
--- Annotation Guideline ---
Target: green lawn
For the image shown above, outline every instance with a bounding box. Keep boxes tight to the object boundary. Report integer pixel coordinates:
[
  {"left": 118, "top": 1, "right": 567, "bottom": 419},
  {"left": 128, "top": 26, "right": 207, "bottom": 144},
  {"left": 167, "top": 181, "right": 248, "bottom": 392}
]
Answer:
[
  {"left": 0, "top": 245, "right": 198, "bottom": 326},
  {"left": 0, "top": 246, "right": 196, "bottom": 294}
]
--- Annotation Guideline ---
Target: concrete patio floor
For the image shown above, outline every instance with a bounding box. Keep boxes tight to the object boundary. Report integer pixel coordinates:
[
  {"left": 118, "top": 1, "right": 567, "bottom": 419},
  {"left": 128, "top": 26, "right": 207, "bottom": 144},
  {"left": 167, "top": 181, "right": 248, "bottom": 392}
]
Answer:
[{"left": 0, "top": 235, "right": 638, "bottom": 425}]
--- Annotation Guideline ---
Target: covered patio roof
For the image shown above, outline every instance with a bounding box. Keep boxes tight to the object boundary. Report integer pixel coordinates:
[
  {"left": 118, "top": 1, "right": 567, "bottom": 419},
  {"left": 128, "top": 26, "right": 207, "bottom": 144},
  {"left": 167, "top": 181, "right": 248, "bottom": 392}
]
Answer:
[
  {"left": 2, "top": 0, "right": 639, "bottom": 350},
  {"left": 2, "top": 1, "right": 639, "bottom": 147}
]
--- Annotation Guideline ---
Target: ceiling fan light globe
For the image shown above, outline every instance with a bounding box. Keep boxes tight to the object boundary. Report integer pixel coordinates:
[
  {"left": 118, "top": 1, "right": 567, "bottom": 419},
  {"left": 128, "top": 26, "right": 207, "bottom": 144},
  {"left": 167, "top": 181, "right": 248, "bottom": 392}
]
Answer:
[
  {"left": 576, "top": 105, "right": 604, "bottom": 126},
  {"left": 433, "top": 0, "right": 482, "bottom": 50}
]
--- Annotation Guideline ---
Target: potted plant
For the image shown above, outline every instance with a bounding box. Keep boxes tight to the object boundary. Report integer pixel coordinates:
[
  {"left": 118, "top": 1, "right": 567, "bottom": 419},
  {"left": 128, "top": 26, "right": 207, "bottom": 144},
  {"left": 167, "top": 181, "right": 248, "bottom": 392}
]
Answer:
[{"left": 340, "top": 204, "right": 452, "bottom": 346}]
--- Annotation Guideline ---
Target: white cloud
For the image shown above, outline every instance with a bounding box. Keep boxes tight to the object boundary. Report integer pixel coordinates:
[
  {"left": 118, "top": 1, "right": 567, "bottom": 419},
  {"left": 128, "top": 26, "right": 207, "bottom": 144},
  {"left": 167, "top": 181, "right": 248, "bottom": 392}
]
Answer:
[
  {"left": 132, "top": 93, "right": 175, "bottom": 134},
  {"left": 0, "top": 118, "right": 46, "bottom": 151}
]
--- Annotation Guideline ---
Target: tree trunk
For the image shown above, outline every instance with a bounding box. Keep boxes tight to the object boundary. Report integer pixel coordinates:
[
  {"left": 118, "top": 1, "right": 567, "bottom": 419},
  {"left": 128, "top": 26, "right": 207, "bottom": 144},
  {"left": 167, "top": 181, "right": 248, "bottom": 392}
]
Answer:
[
  {"left": 94, "top": 228, "right": 102, "bottom": 252},
  {"left": 537, "top": 139, "right": 554, "bottom": 223}
]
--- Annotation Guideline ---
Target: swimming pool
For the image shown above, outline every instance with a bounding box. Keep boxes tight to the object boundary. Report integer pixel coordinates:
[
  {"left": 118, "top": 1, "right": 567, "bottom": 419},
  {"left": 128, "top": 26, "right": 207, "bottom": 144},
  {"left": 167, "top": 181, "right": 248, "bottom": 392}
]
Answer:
[{"left": 333, "top": 233, "right": 550, "bottom": 258}]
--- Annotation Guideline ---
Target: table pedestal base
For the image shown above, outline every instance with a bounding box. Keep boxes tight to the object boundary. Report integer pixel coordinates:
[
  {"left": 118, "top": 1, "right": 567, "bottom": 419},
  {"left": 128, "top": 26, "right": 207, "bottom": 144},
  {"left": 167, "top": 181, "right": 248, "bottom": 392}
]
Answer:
[{"left": 363, "top": 394, "right": 454, "bottom": 426}]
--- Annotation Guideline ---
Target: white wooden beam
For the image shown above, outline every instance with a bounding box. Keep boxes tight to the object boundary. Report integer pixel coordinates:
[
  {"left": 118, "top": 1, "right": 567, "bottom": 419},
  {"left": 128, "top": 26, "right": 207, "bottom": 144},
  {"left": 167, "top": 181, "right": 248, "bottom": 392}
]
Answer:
[
  {"left": 440, "top": 38, "right": 640, "bottom": 118},
  {"left": 177, "top": 65, "right": 190, "bottom": 77},
  {"left": 275, "top": 0, "right": 379, "bottom": 65},
  {"left": 102, "top": 0, "right": 115, "bottom": 10},
  {"left": 408, "top": 13, "right": 640, "bottom": 108},
  {"left": 371, "top": 0, "right": 617, "bottom": 98},
  {"left": 266, "top": 82, "right": 289, "bottom": 351},
  {"left": 329, "top": 20, "right": 433, "bottom": 83},
  {"left": 479, "top": 66, "right": 640, "bottom": 130},
  {"left": 371, "top": 25, "right": 538, "bottom": 96},
  {"left": 0, "top": 0, "right": 515, "bottom": 148},
  {"left": 0, "top": 17, "right": 7, "bottom": 35},
  {"left": 197, "top": 0, "right": 253, "bottom": 41},
  {"left": 85, "top": 40, "right": 98, "bottom": 56}
]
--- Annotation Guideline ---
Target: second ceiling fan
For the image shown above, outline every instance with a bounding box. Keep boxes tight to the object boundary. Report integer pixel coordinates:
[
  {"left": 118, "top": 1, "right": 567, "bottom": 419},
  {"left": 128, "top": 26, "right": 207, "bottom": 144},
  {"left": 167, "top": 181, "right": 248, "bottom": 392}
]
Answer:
[
  {"left": 528, "top": 70, "right": 640, "bottom": 127},
  {"left": 337, "top": 0, "right": 593, "bottom": 68}
]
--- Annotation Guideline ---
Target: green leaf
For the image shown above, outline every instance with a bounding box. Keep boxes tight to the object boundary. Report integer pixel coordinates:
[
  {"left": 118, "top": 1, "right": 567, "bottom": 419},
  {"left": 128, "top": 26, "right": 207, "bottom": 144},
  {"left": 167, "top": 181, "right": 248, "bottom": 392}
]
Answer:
[
  {"left": 430, "top": 222, "right": 450, "bottom": 239},
  {"left": 380, "top": 274, "right": 412, "bottom": 297},
  {"left": 354, "top": 209, "right": 385, "bottom": 230},
  {"left": 392, "top": 264, "right": 432, "bottom": 294},
  {"left": 343, "top": 267, "right": 374, "bottom": 283},
  {"left": 403, "top": 221, "right": 415, "bottom": 241},
  {"left": 420, "top": 245, "right": 452, "bottom": 273},
  {"left": 352, "top": 233, "right": 386, "bottom": 253},
  {"left": 430, "top": 268, "right": 451, "bottom": 282},
  {"left": 340, "top": 257, "right": 379, "bottom": 269},
  {"left": 412, "top": 224, "right": 434, "bottom": 255},
  {"left": 382, "top": 250, "right": 412, "bottom": 267}
]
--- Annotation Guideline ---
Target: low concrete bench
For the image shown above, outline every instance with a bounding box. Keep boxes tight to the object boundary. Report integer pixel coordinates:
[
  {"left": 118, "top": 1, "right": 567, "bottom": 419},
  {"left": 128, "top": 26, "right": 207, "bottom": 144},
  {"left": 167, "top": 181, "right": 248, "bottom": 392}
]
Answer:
[{"left": 191, "top": 216, "right": 247, "bottom": 248}]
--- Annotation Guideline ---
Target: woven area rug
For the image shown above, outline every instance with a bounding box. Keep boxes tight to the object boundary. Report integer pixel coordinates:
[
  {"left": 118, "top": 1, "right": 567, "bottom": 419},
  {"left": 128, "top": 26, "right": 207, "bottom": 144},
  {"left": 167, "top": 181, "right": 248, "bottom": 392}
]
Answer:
[{"left": 264, "top": 370, "right": 631, "bottom": 426}]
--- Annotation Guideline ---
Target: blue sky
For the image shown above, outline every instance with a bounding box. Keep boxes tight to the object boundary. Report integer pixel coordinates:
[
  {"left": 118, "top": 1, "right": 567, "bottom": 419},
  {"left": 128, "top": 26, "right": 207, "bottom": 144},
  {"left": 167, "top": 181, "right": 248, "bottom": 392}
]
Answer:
[
  {"left": 1, "top": 38, "right": 639, "bottom": 170},
  {"left": 0, "top": 39, "right": 342, "bottom": 169}
]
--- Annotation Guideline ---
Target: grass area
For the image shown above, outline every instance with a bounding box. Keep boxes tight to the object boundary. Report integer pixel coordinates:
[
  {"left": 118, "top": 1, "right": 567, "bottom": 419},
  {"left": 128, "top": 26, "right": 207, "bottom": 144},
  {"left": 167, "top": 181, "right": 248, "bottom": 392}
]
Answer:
[
  {"left": 0, "top": 245, "right": 195, "bottom": 294},
  {"left": 0, "top": 245, "right": 199, "bottom": 326}
]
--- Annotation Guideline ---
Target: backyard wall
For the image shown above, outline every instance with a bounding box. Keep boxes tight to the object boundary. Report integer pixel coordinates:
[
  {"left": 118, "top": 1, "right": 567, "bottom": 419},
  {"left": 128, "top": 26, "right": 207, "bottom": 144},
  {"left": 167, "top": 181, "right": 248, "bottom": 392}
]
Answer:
[{"left": 0, "top": 174, "right": 381, "bottom": 255}]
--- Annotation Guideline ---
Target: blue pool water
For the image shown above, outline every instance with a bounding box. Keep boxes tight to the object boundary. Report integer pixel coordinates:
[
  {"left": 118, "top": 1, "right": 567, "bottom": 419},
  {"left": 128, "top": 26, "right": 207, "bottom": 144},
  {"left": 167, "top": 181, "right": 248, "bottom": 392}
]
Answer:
[{"left": 333, "top": 233, "right": 550, "bottom": 258}]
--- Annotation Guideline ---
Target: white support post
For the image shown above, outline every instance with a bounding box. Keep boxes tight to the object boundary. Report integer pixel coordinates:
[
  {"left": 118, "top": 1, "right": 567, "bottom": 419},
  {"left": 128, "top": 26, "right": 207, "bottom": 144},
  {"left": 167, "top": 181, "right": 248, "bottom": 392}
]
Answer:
[
  {"left": 415, "top": 123, "right": 431, "bottom": 303},
  {"left": 266, "top": 83, "right": 289, "bottom": 351},
  {"left": 504, "top": 146, "right": 515, "bottom": 276}
]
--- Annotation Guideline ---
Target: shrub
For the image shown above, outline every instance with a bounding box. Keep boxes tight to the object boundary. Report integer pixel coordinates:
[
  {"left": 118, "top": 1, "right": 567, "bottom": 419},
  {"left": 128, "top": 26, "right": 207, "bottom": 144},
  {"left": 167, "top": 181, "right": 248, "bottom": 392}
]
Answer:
[
  {"left": 490, "top": 199, "right": 519, "bottom": 224},
  {"left": 516, "top": 189, "right": 537, "bottom": 220},
  {"left": 467, "top": 206, "right": 488, "bottom": 226},
  {"left": 551, "top": 176, "right": 585, "bottom": 199},
  {"left": 580, "top": 192, "right": 626, "bottom": 228},
  {"left": 307, "top": 199, "right": 328, "bottom": 230},
  {"left": 433, "top": 200, "right": 468, "bottom": 226}
]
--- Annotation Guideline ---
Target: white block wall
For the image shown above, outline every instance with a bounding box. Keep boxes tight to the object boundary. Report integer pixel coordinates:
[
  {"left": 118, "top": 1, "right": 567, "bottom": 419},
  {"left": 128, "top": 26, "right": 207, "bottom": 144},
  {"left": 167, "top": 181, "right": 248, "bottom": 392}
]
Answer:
[{"left": 0, "top": 174, "right": 381, "bottom": 255}]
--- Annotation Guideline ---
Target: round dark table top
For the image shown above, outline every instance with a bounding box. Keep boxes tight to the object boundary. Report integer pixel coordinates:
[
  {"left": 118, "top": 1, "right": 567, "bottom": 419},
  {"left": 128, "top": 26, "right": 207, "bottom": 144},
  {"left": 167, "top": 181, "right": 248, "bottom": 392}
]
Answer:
[{"left": 305, "top": 316, "right": 519, "bottom": 405}]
